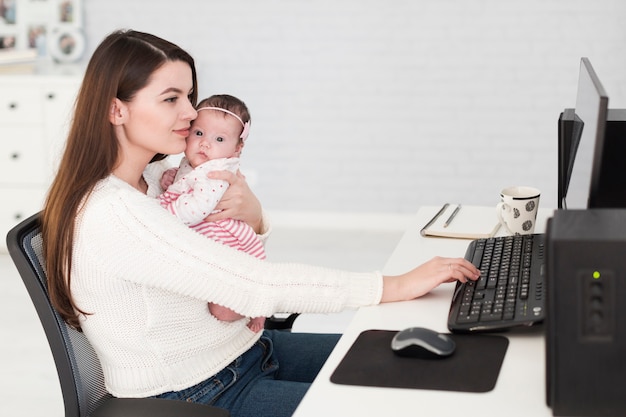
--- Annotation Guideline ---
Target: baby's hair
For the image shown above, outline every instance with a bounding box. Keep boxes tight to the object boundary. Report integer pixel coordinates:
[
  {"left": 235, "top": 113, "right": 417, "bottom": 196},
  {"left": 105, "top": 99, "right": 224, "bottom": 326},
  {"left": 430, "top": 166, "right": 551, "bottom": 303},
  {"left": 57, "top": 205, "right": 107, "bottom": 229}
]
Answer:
[
  {"left": 196, "top": 94, "right": 251, "bottom": 142},
  {"left": 197, "top": 94, "right": 251, "bottom": 125}
]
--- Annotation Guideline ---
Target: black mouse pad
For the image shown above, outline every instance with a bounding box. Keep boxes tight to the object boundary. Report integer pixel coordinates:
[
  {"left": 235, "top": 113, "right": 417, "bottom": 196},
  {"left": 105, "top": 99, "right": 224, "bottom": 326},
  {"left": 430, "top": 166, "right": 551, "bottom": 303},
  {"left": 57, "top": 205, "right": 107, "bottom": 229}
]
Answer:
[{"left": 330, "top": 330, "right": 509, "bottom": 393}]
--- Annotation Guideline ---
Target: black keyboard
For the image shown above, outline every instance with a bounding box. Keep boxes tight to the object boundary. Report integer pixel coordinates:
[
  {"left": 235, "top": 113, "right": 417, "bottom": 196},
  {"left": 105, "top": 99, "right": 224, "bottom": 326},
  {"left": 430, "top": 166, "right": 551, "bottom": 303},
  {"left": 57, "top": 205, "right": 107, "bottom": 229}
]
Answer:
[{"left": 447, "top": 234, "right": 546, "bottom": 333}]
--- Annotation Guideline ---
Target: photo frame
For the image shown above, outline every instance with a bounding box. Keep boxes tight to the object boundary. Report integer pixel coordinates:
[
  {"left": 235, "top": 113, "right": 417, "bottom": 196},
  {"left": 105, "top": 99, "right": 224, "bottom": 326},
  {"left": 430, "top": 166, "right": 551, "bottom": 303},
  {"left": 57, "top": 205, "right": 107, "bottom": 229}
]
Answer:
[
  {"left": 0, "top": 0, "right": 17, "bottom": 25},
  {"left": 0, "top": 0, "right": 84, "bottom": 64},
  {"left": 47, "top": 24, "right": 84, "bottom": 62},
  {"left": 0, "top": 30, "right": 17, "bottom": 50}
]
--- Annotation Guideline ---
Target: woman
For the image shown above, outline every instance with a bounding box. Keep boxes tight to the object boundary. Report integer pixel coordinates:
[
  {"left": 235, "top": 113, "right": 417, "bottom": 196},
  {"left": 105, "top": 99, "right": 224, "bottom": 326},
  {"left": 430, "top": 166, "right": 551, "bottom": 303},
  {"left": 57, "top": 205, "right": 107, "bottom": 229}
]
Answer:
[{"left": 42, "top": 30, "right": 479, "bottom": 417}]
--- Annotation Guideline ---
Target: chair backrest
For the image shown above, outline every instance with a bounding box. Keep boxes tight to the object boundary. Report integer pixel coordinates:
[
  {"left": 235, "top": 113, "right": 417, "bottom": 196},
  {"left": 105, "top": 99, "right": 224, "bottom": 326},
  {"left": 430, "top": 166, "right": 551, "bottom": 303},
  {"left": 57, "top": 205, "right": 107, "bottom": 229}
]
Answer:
[{"left": 6, "top": 213, "right": 112, "bottom": 417}]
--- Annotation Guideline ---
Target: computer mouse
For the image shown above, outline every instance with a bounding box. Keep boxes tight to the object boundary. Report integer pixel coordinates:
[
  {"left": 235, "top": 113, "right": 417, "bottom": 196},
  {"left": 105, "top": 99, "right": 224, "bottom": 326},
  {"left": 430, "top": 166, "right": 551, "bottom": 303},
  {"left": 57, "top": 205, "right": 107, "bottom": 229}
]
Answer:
[{"left": 390, "top": 327, "right": 456, "bottom": 359}]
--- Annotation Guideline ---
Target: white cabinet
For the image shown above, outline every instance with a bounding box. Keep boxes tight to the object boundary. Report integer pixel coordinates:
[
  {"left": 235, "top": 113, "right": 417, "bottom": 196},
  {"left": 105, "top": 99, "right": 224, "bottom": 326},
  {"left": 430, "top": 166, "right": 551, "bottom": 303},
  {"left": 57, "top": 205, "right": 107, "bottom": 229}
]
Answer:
[{"left": 0, "top": 67, "right": 82, "bottom": 251}]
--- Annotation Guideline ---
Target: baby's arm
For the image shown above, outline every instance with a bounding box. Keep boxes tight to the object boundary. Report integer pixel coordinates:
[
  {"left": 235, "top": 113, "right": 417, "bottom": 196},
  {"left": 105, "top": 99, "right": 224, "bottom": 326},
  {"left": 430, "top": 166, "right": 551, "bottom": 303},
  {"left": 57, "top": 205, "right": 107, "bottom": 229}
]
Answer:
[
  {"left": 159, "top": 174, "right": 228, "bottom": 226},
  {"left": 160, "top": 160, "right": 238, "bottom": 225}
]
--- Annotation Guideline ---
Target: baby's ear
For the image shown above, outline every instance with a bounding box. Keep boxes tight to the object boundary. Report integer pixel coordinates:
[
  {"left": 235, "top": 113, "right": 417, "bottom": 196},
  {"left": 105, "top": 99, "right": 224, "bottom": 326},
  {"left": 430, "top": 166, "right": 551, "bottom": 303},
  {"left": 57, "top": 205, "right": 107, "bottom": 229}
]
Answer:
[{"left": 234, "top": 142, "right": 244, "bottom": 157}]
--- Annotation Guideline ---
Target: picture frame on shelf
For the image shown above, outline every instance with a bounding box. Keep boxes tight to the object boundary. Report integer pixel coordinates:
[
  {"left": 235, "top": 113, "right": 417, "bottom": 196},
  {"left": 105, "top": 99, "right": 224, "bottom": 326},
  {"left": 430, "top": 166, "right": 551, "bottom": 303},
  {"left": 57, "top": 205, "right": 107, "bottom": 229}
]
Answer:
[
  {"left": 47, "top": 24, "right": 84, "bottom": 63},
  {"left": 0, "top": 30, "right": 17, "bottom": 50},
  {"left": 0, "top": 0, "right": 84, "bottom": 65},
  {"left": 0, "top": 0, "right": 17, "bottom": 25}
]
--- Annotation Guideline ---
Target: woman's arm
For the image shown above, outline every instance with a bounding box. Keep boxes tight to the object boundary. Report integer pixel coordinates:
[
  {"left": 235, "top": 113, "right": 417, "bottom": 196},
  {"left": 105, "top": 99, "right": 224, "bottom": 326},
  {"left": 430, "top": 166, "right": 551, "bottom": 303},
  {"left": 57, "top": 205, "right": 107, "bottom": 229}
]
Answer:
[
  {"left": 83, "top": 178, "right": 477, "bottom": 319},
  {"left": 381, "top": 256, "right": 480, "bottom": 303}
]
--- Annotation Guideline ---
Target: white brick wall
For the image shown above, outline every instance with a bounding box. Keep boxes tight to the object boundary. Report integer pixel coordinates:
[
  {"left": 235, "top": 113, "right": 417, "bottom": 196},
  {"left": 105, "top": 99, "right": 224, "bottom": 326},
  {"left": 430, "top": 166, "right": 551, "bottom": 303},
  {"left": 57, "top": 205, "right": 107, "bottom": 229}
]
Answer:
[{"left": 82, "top": 0, "right": 626, "bottom": 215}]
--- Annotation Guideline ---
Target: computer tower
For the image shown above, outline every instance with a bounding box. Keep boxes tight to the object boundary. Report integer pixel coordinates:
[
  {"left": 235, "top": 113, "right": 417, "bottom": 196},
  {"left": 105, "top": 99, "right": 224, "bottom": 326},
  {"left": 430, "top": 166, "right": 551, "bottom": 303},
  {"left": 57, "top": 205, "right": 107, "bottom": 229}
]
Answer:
[{"left": 546, "top": 209, "right": 626, "bottom": 416}]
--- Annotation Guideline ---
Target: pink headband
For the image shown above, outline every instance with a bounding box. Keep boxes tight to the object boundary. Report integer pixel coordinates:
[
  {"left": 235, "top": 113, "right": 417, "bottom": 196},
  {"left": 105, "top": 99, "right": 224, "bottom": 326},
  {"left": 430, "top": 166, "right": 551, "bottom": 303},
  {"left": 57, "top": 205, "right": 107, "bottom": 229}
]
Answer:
[{"left": 197, "top": 106, "right": 250, "bottom": 141}]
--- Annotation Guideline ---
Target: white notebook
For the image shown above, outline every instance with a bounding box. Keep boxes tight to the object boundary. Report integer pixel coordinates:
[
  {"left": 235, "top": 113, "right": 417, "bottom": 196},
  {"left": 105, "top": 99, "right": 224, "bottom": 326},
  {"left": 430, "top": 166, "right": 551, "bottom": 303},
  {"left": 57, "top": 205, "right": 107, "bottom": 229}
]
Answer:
[{"left": 420, "top": 204, "right": 501, "bottom": 239}]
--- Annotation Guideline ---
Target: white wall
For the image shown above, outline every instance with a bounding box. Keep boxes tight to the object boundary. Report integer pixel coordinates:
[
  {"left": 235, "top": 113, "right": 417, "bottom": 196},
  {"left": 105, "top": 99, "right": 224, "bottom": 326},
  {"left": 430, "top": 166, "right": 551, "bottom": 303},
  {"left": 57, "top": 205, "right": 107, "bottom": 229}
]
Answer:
[{"left": 81, "top": 0, "right": 626, "bottom": 214}]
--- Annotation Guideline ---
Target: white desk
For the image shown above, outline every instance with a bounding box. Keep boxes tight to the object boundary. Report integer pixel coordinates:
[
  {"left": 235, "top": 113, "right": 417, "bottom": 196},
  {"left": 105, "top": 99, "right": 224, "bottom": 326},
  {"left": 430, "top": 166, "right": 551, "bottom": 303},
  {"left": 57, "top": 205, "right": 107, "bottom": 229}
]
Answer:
[{"left": 294, "top": 205, "right": 555, "bottom": 417}]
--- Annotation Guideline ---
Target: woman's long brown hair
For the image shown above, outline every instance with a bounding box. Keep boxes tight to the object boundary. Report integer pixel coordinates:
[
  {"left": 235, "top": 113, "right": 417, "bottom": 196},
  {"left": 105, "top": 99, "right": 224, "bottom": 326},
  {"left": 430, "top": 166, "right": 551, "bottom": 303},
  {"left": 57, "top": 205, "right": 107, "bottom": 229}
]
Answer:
[{"left": 42, "top": 30, "right": 198, "bottom": 329}]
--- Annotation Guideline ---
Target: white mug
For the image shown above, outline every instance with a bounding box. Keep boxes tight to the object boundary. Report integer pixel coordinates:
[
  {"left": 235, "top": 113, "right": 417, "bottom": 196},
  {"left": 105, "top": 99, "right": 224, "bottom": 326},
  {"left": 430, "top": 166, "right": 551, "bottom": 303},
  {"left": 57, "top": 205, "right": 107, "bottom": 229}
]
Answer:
[{"left": 496, "top": 186, "right": 541, "bottom": 235}]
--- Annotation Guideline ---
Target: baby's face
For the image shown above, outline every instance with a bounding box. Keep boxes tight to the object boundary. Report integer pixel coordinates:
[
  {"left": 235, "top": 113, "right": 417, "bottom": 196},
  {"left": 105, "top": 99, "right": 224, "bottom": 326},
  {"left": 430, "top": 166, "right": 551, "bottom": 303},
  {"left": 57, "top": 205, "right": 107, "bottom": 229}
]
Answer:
[{"left": 185, "top": 110, "right": 243, "bottom": 167}]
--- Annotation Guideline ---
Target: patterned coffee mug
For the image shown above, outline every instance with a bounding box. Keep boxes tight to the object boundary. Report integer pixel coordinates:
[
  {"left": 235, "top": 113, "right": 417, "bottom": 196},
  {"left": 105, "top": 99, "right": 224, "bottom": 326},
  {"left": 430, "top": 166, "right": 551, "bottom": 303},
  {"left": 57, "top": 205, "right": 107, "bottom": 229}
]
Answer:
[{"left": 496, "top": 186, "right": 541, "bottom": 235}]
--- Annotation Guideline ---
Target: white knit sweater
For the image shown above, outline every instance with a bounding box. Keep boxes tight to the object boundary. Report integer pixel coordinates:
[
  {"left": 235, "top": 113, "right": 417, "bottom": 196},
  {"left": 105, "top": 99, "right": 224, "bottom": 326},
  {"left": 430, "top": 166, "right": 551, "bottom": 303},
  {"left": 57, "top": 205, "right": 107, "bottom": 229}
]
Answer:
[{"left": 70, "top": 161, "right": 383, "bottom": 398}]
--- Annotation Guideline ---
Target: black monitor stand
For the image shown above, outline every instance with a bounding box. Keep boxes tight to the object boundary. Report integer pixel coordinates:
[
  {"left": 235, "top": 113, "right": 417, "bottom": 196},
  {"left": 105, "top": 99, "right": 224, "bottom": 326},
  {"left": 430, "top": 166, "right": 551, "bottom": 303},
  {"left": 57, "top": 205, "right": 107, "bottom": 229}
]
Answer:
[{"left": 557, "top": 109, "right": 582, "bottom": 209}]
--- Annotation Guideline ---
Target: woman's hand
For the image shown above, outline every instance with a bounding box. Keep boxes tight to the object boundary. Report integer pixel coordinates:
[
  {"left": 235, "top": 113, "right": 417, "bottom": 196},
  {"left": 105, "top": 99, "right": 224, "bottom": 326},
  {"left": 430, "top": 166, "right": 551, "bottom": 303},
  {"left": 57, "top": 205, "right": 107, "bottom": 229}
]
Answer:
[
  {"left": 380, "top": 256, "right": 480, "bottom": 303},
  {"left": 204, "top": 170, "right": 264, "bottom": 233}
]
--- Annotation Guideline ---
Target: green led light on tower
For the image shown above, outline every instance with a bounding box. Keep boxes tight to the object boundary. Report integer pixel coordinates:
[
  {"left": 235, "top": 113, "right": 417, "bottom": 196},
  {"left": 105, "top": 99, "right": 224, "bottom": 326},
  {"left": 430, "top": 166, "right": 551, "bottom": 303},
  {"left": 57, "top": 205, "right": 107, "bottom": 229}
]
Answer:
[{"left": 593, "top": 271, "right": 601, "bottom": 279}]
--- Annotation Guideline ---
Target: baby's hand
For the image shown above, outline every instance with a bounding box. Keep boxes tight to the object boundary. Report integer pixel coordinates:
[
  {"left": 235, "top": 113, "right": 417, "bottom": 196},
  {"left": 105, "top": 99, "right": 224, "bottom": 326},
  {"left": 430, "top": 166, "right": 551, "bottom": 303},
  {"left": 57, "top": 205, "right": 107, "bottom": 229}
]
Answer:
[{"left": 160, "top": 168, "right": 178, "bottom": 190}]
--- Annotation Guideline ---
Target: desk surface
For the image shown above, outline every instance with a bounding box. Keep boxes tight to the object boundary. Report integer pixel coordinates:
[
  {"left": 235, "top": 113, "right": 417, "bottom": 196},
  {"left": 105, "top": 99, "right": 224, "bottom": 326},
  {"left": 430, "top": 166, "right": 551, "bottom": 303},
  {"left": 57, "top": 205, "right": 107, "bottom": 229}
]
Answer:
[{"left": 293, "top": 206, "right": 554, "bottom": 417}]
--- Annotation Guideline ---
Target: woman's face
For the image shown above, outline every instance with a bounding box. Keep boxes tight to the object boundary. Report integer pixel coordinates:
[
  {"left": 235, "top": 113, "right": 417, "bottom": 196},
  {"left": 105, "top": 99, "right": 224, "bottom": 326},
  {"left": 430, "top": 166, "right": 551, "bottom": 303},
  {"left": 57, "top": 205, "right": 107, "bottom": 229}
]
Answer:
[
  {"left": 185, "top": 110, "right": 244, "bottom": 168},
  {"left": 116, "top": 60, "right": 197, "bottom": 161}
]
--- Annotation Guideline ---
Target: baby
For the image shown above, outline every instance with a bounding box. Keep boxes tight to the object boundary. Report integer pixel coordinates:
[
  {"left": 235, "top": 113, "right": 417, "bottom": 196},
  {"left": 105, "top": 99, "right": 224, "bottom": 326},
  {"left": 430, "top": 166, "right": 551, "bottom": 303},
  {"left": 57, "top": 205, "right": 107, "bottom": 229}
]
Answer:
[{"left": 159, "top": 94, "right": 266, "bottom": 332}]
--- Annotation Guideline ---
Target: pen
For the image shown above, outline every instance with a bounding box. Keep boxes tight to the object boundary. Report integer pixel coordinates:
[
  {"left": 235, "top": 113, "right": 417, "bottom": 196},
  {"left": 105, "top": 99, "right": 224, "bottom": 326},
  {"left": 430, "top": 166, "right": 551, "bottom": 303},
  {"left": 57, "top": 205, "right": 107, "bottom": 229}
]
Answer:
[
  {"left": 443, "top": 205, "right": 461, "bottom": 228},
  {"left": 420, "top": 203, "right": 449, "bottom": 236}
]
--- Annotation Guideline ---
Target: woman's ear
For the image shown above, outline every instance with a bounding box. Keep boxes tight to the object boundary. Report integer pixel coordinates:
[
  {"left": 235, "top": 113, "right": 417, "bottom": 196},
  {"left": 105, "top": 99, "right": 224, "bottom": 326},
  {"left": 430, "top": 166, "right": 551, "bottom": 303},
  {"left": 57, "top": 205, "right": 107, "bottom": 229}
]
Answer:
[{"left": 109, "top": 98, "right": 127, "bottom": 125}]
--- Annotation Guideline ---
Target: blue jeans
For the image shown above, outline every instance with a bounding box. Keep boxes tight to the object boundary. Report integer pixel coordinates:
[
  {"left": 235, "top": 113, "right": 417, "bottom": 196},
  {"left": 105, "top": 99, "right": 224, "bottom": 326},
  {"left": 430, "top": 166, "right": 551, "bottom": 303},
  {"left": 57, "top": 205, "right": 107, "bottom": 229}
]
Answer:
[{"left": 155, "top": 330, "right": 340, "bottom": 417}]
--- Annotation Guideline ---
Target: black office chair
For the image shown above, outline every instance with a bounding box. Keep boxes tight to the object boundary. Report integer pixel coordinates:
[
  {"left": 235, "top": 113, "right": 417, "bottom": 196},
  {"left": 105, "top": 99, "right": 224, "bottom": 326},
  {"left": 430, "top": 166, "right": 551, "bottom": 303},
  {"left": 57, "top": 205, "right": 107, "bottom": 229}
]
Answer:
[
  {"left": 6, "top": 212, "right": 229, "bottom": 417},
  {"left": 265, "top": 312, "right": 300, "bottom": 330}
]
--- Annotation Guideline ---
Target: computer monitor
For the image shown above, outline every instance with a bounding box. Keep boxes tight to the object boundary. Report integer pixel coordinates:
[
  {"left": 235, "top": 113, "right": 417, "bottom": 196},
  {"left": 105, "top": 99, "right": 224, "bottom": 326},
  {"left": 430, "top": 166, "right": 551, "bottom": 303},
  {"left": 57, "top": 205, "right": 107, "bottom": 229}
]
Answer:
[{"left": 558, "top": 57, "right": 626, "bottom": 209}]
